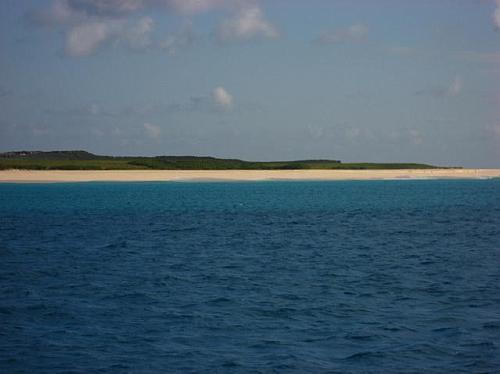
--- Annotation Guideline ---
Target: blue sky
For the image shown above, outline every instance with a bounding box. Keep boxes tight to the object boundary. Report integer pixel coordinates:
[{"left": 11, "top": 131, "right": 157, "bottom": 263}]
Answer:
[{"left": 0, "top": 0, "right": 499, "bottom": 166}]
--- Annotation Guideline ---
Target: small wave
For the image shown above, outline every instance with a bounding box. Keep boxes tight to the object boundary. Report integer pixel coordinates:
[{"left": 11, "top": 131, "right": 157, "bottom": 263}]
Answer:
[
  {"left": 207, "top": 297, "right": 233, "bottom": 304},
  {"left": 248, "top": 339, "right": 284, "bottom": 349},
  {"left": 483, "top": 322, "right": 500, "bottom": 330},
  {"left": 344, "top": 333, "right": 379, "bottom": 341},
  {"left": 103, "top": 240, "right": 127, "bottom": 249},
  {"left": 222, "top": 360, "right": 241, "bottom": 367},
  {"left": 343, "top": 351, "right": 385, "bottom": 361},
  {"left": 461, "top": 341, "right": 496, "bottom": 348},
  {"left": 301, "top": 335, "right": 337, "bottom": 343}
]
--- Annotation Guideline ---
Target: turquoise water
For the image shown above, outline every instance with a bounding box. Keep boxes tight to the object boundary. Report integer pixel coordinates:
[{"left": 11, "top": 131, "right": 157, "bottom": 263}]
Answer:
[{"left": 1, "top": 180, "right": 500, "bottom": 373}]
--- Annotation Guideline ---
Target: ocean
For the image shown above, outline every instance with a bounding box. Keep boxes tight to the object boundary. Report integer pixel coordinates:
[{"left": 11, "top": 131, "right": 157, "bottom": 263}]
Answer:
[{"left": 1, "top": 180, "right": 499, "bottom": 373}]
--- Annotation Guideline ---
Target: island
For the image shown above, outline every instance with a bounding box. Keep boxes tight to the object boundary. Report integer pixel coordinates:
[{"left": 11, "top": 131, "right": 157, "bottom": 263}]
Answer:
[
  {"left": 1, "top": 150, "right": 499, "bottom": 182},
  {"left": 0, "top": 150, "right": 442, "bottom": 170}
]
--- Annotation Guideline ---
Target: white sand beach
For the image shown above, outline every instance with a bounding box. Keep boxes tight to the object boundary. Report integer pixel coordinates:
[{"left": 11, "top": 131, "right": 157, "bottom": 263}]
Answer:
[{"left": 0, "top": 169, "right": 499, "bottom": 183}]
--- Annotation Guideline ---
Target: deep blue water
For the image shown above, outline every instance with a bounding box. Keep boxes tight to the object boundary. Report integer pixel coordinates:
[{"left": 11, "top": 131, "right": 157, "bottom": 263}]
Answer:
[{"left": 1, "top": 180, "right": 500, "bottom": 373}]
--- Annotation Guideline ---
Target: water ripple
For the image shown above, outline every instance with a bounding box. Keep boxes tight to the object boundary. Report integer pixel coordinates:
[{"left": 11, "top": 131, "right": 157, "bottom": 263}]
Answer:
[{"left": 1, "top": 180, "right": 500, "bottom": 373}]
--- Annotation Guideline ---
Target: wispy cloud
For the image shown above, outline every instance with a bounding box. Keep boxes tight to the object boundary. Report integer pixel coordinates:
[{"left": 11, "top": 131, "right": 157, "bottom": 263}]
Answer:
[
  {"left": 126, "top": 16, "right": 154, "bottom": 50},
  {"left": 44, "top": 102, "right": 116, "bottom": 117},
  {"left": 164, "top": 88, "right": 234, "bottom": 113},
  {"left": 38, "top": 2, "right": 156, "bottom": 56},
  {"left": 314, "top": 23, "right": 368, "bottom": 45},
  {"left": 447, "top": 76, "right": 463, "bottom": 97},
  {"left": 30, "top": 0, "right": 216, "bottom": 24},
  {"left": 494, "top": 0, "right": 500, "bottom": 29},
  {"left": 65, "top": 19, "right": 124, "bottom": 56},
  {"left": 159, "top": 22, "right": 196, "bottom": 55},
  {"left": 408, "top": 129, "right": 422, "bottom": 145},
  {"left": 143, "top": 122, "right": 161, "bottom": 138},
  {"left": 215, "top": 2, "right": 279, "bottom": 43},
  {"left": 119, "top": 87, "right": 236, "bottom": 117},
  {"left": 167, "top": 0, "right": 226, "bottom": 16}
]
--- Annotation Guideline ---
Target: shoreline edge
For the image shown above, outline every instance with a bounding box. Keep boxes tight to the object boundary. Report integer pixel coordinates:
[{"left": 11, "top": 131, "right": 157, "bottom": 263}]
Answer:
[{"left": 1, "top": 169, "right": 500, "bottom": 183}]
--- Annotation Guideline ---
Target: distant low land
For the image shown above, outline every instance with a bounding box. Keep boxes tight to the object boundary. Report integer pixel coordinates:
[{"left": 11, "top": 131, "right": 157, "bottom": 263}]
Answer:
[
  {"left": 2, "top": 150, "right": 499, "bottom": 183},
  {"left": 0, "top": 150, "right": 445, "bottom": 170}
]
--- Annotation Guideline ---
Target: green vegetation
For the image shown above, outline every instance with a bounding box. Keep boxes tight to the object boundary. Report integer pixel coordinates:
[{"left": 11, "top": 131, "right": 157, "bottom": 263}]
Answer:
[{"left": 0, "top": 151, "right": 445, "bottom": 170}]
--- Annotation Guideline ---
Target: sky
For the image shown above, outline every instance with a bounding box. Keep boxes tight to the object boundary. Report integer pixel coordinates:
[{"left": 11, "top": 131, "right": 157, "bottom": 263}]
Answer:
[{"left": 0, "top": 0, "right": 499, "bottom": 167}]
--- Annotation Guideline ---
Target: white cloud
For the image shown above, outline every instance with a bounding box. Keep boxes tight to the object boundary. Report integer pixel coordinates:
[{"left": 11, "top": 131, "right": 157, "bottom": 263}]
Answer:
[
  {"left": 447, "top": 76, "right": 463, "bottom": 97},
  {"left": 143, "top": 122, "right": 161, "bottom": 138},
  {"left": 212, "top": 86, "right": 233, "bottom": 109},
  {"left": 32, "top": 0, "right": 278, "bottom": 56},
  {"left": 31, "top": 0, "right": 156, "bottom": 57},
  {"left": 65, "top": 16, "right": 154, "bottom": 56},
  {"left": 215, "top": 3, "right": 279, "bottom": 43},
  {"left": 66, "top": 19, "right": 123, "bottom": 57},
  {"left": 494, "top": 0, "right": 500, "bottom": 29},
  {"left": 316, "top": 23, "right": 369, "bottom": 44}
]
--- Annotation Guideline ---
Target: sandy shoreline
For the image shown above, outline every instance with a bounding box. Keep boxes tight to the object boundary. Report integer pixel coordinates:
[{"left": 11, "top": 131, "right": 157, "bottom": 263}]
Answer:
[{"left": 0, "top": 169, "right": 499, "bottom": 183}]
